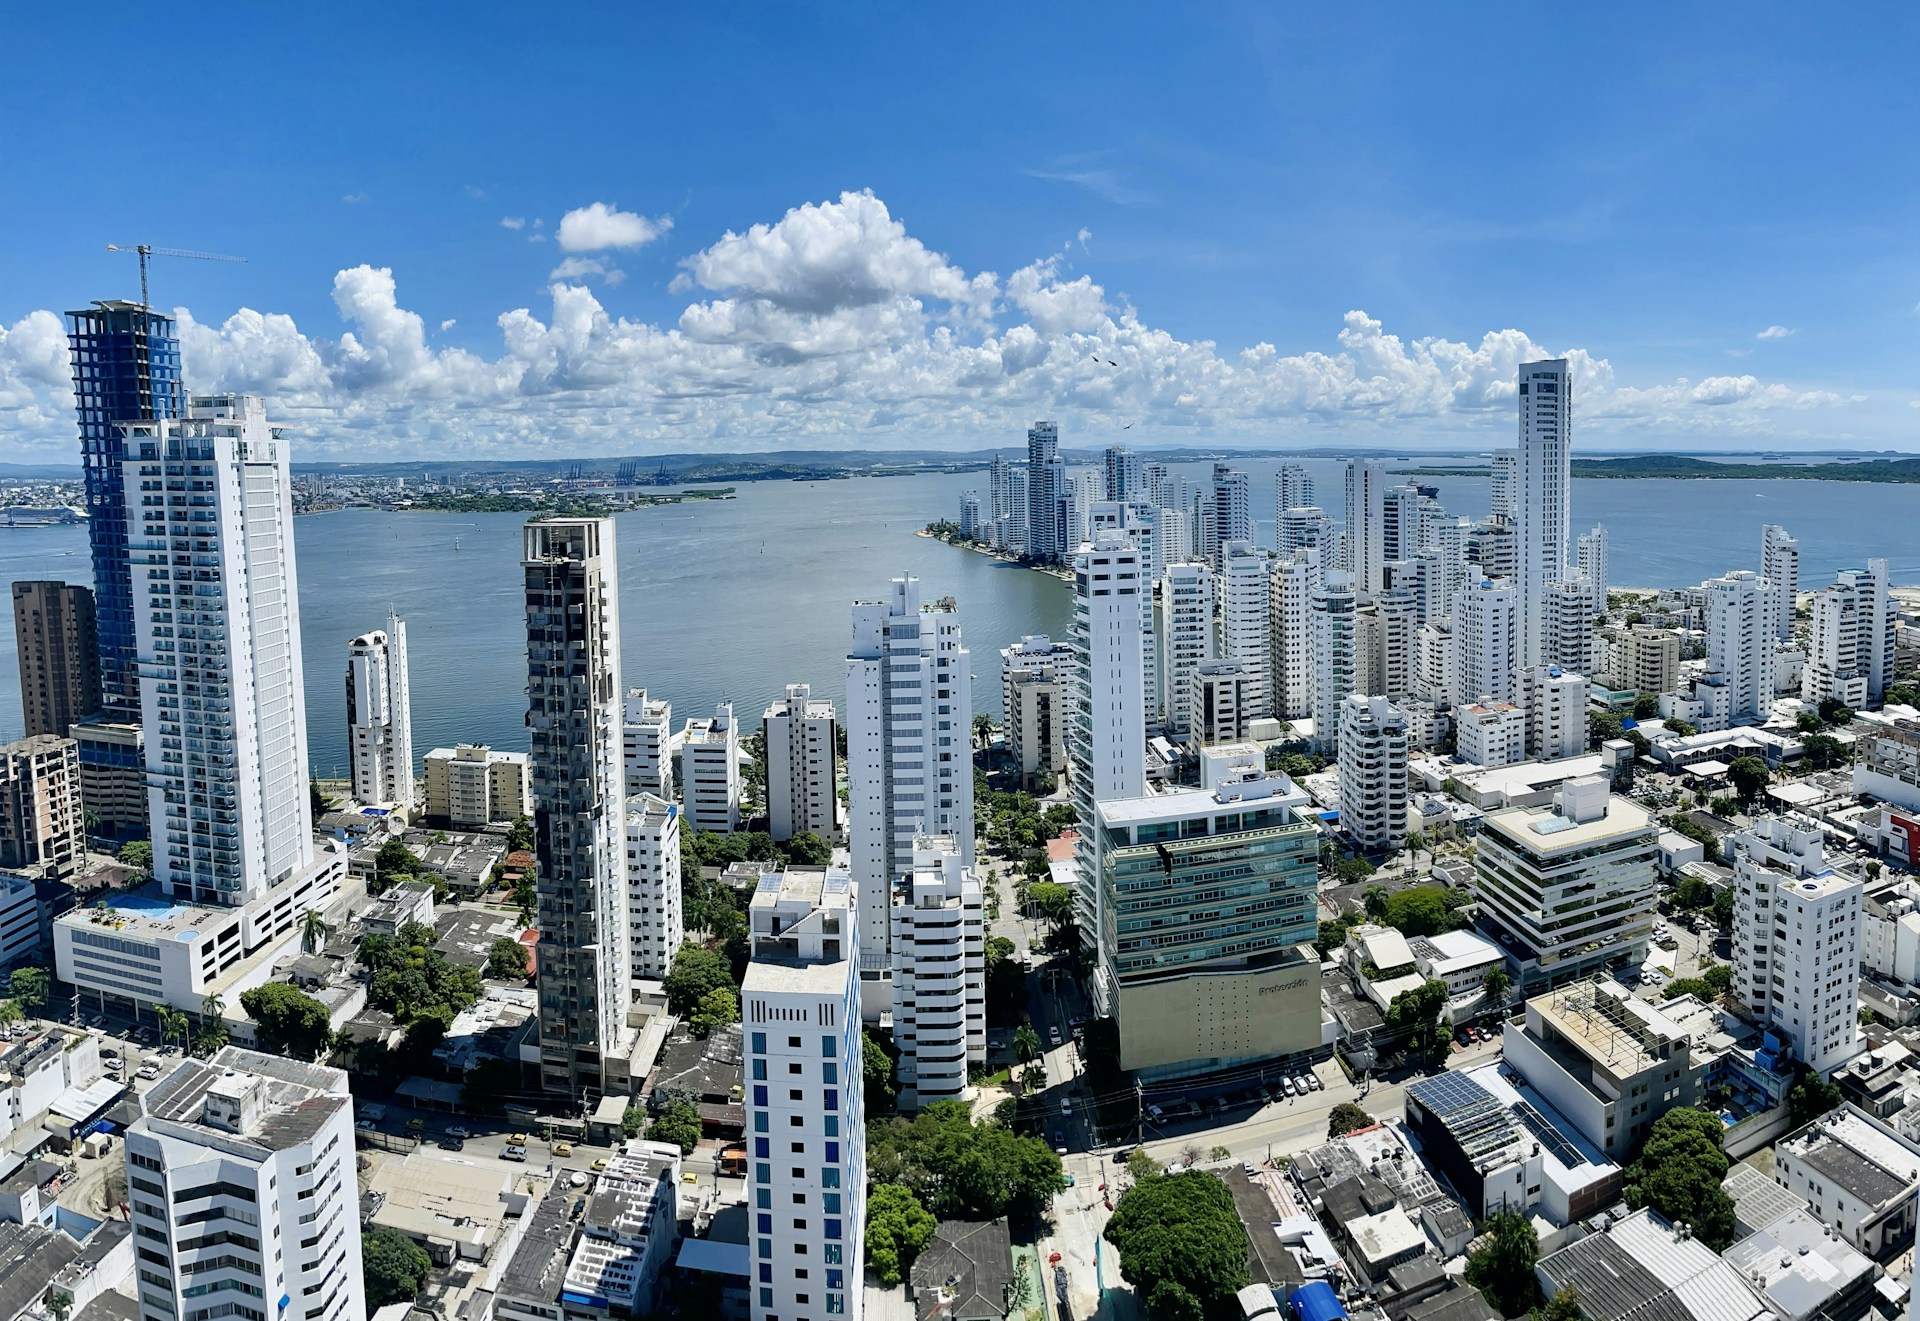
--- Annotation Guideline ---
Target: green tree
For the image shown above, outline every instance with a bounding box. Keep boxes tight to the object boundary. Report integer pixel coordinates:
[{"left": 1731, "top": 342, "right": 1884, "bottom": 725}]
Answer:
[
  {"left": 1383, "top": 886, "right": 1455, "bottom": 937},
  {"left": 362, "top": 1226, "right": 433, "bottom": 1307},
  {"left": 1589, "top": 712, "right": 1624, "bottom": 747},
  {"left": 1314, "top": 914, "right": 1357, "bottom": 961},
  {"left": 1632, "top": 694, "right": 1662, "bottom": 719},
  {"left": 1787, "top": 1068, "right": 1843, "bottom": 1128},
  {"left": 1727, "top": 756, "right": 1769, "bottom": 804},
  {"left": 485, "top": 937, "right": 530, "bottom": 981},
  {"left": 0, "top": 1002, "right": 22, "bottom": 1034},
  {"left": 621, "top": 1103, "right": 647, "bottom": 1138},
  {"left": 1536, "top": 1286, "right": 1583, "bottom": 1321},
  {"left": 1482, "top": 965, "right": 1514, "bottom": 1007},
  {"left": 1801, "top": 733, "right": 1847, "bottom": 770},
  {"left": 866, "top": 1101, "right": 1064, "bottom": 1218},
  {"left": 782, "top": 831, "right": 834, "bottom": 866},
  {"left": 1673, "top": 874, "right": 1713, "bottom": 910},
  {"left": 1385, "top": 979, "right": 1452, "bottom": 1065},
  {"left": 309, "top": 781, "right": 333, "bottom": 820},
  {"left": 1327, "top": 1103, "right": 1374, "bottom": 1137},
  {"left": 1796, "top": 710, "right": 1823, "bottom": 734},
  {"left": 117, "top": 839, "right": 153, "bottom": 878},
  {"left": 647, "top": 1098, "right": 704, "bottom": 1154},
  {"left": 866, "top": 1183, "right": 938, "bottom": 1287},
  {"left": 507, "top": 814, "right": 535, "bottom": 852},
  {"left": 1333, "top": 857, "right": 1376, "bottom": 883},
  {"left": 8, "top": 967, "right": 49, "bottom": 1011},
  {"left": 1817, "top": 698, "right": 1855, "bottom": 727},
  {"left": 1623, "top": 1108, "right": 1737, "bottom": 1250},
  {"left": 45, "top": 1290, "right": 73, "bottom": 1321},
  {"left": 1013, "top": 1024, "right": 1043, "bottom": 1065},
  {"left": 1362, "top": 885, "right": 1390, "bottom": 921},
  {"left": 689, "top": 987, "right": 740, "bottom": 1038},
  {"left": 1104, "top": 1171, "right": 1250, "bottom": 1319},
  {"left": 1710, "top": 886, "right": 1735, "bottom": 928},
  {"left": 1026, "top": 880, "right": 1074, "bottom": 927},
  {"left": 864, "top": 1029, "right": 897, "bottom": 1112},
  {"left": 301, "top": 909, "right": 331, "bottom": 955},
  {"left": 359, "top": 922, "right": 485, "bottom": 1025},
  {"left": 1126, "top": 1149, "right": 1161, "bottom": 1185},
  {"left": 664, "top": 945, "right": 736, "bottom": 1016},
  {"left": 240, "top": 983, "right": 333, "bottom": 1061},
  {"left": 1667, "top": 718, "right": 1700, "bottom": 737},
  {"left": 1465, "top": 1211, "right": 1540, "bottom": 1317}
]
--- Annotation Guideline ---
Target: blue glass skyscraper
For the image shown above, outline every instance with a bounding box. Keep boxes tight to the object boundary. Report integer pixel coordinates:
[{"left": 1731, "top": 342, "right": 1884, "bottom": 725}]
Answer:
[{"left": 66, "top": 300, "right": 184, "bottom": 719}]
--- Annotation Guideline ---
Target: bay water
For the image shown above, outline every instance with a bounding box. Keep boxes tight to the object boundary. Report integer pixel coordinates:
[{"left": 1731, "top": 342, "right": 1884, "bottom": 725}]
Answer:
[{"left": 2, "top": 459, "right": 1916, "bottom": 773}]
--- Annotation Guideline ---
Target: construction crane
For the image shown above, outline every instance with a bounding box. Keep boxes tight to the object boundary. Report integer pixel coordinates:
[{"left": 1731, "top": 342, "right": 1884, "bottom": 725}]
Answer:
[{"left": 105, "top": 243, "right": 246, "bottom": 310}]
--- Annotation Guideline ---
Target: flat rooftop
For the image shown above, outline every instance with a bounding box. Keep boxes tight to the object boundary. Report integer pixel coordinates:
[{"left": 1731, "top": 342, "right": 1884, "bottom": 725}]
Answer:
[
  {"left": 1780, "top": 1106, "right": 1920, "bottom": 1207},
  {"left": 1532, "top": 982, "right": 1686, "bottom": 1076},
  {"left": 140, "top": 1047, "right": 348, "bottom": 1153},
  {"left": 1097, "top": 774, "right": 1310, "bottom": 826},
  {"left": 1484, "top": 793, "right": 1652, "bottom": 854}
]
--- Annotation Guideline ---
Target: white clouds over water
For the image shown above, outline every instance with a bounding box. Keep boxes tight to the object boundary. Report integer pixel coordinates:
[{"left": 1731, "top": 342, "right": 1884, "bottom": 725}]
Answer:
[{"left": 0, "top": 191, "right": 1861, "bottom": 459}]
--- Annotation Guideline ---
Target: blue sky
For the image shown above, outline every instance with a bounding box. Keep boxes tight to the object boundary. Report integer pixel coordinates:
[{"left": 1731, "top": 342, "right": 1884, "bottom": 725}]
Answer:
[{"left": 2, "top": 4, "right": 1916, "bottom": 460}]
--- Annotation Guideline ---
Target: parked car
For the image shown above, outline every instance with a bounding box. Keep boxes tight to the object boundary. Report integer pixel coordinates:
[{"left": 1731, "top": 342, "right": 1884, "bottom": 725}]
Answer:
[
  {"left": 439, "top": 1136, "right": 464, "bottom": 1151},
  {"left": 502, "top": 1144, "right": 528, "bottom": 1162},
  {"left": 445, "top": 1125, "right": 471, "bottom": 1139},
  {"left": 355, "top": 1119, "right": 377, "bottom": 1131}
]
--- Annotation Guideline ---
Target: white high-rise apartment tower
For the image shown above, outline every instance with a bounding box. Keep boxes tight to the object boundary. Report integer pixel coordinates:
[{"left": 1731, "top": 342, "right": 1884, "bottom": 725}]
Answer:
[
  {"left": 1520, "top": 664, "right": 1587, "bottom": 762},
  {"left": 1217, "top": 542, "right": 1272, "bottom": 720},
  {"left": 525, "top": 517, "right": 630, "bottom": 1096},
  {"left": 1489, "top": 449, "right": 1517, "bottom": 523},
  {"left": 1277, "top": 505, "right": 1332, "bottom": 556},
  {"left": 1069, "top": 530, "right": 1148, "bottom": 1012},
  {"left": 126, "top": 1049, "right": 364, "bottom": 1321},
  {"left": 1276, "top": 463, "right": 1314, "bottom": 515},
  {"left": 1545, "top": 578, "right": 1598, "bottom": 676},
  {"left": 1762, "top": 525, "right": 1800, "bottom": 641},
  {"left": 1576, "top": 524, "right": 1610, "bottom": 615},
  {"left": 1730, "top": 816, "right": 1862, "bottom": 1074},
  {"left": 1343, "top": 458, "right": 1388, "bottom": 599},
  {"left": 846, "top": 577, "right": 974, "bottom": 993},
  {"left": 1310, "top": 572, "right": 1357, "bottom": 753},
  {"left": 1514, "top": 360, "right": 1572, "bottom": 667},
  {"left": 1157, "top": 562, "right": 1214, "bottom": 735},
  {"left": 743, "top": 860, "right": 865, "bottom": 1321},
  {"left": 1104, "top": 445, "right": 1142, "bottom": 501},
  {"left": 1457, "top": 578, "right": 1519, "bottom": 707},
  {"left": 345, "top": 610, "right": 414, "bottom": 809},
  {"left": 1382, "top": 484, "right": 1429, "bottom": 565},
  {"left": 124, "top": 395, "right": 312, "bottom": 904},
  {"left": 764, "top": 684, "right": 839, "bottom": 842},
  {"left": 1337, "top": 695, "right": 1408, "bottom": 852},
  {"left": 1026, "top": 421, "right": 1063, "bottom": 563},
  {"left": 1804, "top": 560, "right": 1893, "bottom": 709},
  {"left": 680, "top": 703, "right": 742, "bottom": 834},
  {"left": 623, "top": 688, "right": 674, "bottom": 801},
  {"left": 889, "top": 836, "right": 985, "bottom": 1106},
  {"left": 625, "top": 792, "right": 683, "bottom": 981},
  {"left": 1269, "top": 549, "right": 1323, "bottom": 720},
  {"left": 1209, "top": 464, "right": 1252, "bottom": 566},
  {"left": 1699, "top": 570, "right": 1775, "bottom": 728}
]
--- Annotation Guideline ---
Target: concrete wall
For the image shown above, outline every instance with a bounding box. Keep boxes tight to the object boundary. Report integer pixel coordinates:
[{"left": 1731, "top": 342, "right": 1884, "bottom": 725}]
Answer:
[{"left": 1119, "top": 957, "right": 1321, "bottom": 1075}]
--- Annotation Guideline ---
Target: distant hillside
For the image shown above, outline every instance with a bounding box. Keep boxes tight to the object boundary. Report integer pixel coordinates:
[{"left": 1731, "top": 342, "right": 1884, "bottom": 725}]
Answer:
[{"left": 1573, "top": 454, "right": 1920, "bottom": 483}]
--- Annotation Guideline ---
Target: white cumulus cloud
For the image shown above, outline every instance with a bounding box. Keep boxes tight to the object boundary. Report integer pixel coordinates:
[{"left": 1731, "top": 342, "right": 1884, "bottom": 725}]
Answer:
[
  {"left": 0, "top": 191, "right": 1866, "bottom": 460},
  {"left": 557, "top": 202, "right": 672, "bottom": 253},
  {"left": 1756, "top": 324, "right": 1794, "bottom": 340},
  {"left": 499, "top": 217, "right": 526, "bottom": 230}
]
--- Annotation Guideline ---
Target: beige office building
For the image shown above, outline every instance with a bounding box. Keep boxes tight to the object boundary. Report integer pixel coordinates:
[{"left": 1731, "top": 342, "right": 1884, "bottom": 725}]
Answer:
[{"left": 423, "top": 744, "right": 532, "bottom": 827}]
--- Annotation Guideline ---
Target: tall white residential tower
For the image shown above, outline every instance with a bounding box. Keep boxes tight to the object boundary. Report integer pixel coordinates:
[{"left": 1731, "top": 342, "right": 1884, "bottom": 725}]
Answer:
[{"left": 345, "top": 610, "right": 414, "bottom": 809}]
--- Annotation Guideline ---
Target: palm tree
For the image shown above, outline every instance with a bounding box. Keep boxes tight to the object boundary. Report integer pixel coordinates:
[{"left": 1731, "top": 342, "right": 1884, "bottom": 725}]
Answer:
[
  {"left": 1363, "top": 885, "right": 1390, "bottom": 922},
  {"left": 0, "top": 1001, "right": 21, "bottom": 1034},
  {"left": 1481, "top": 966, "right": 1514, "bottom": 1010},
  {"left": 1013, "top": 1024, "right": 1042, "bottom": 1065},
  {"left": 301, "top": 911, "right": 330, "bottom": 955},
  {"left": 157, "top": 1006, "right": 188, "bottom": 1053},
  {"left": 202, "top": 993, "right": 226, "bottom": 1026},
  {"left": 972, "top": 715, "right": 995, "bottom": 752}
]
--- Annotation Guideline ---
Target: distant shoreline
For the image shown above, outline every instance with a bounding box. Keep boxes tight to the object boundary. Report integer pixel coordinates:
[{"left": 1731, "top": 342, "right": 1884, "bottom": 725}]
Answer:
[{"left": 916, "top": 529, "right": 1075, "bottom": 582}]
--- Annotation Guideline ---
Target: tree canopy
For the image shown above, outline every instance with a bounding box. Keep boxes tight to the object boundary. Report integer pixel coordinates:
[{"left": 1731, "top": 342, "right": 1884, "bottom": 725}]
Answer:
[
  {"left": 240, "top": 983, "right": 332, "bottom": 1061},
  {"left": 1727, "top": 756, "right": 1769, "bottom": 803},
  {"left": 1787, "top": 1068, "right": 1843, "bottom": 1129},
  {"left": 1465, "top": 1211, "right": 1539, "bottom": 1317},
  {"left": 1622, "top": 1108, "right": 1736, "bottom": 1249},
  {"left": 8, "top": 967, "right": 48, "bottom": 1010},
  {"left": 863, "top": 1029, "right": 897, "bottom": 1113},
  {"left": 1327, "top": 1103, "right": 1374, "bottom": 1138},
  {"left": 362, "top": 1227, "right": 433, "bottom": 1307},
  {"left": 1382, "top": 885, "right": 1461, "bottom": 937},
  {"left": 485, "top": 937, "right": 530, "bottom": 981},
  {"left": 1385, "top": 979, "right": 1452, "bottom": 1065},
  {"left": 689, "top": 987, "right": 740, "bottom": 1038},
  {"left": 1104, "top": 1171, "right": 1250, "bottom": 1321},
  {"left": 866, "top": 1184, "right": 937, "bottom": 1287},
  {"left": 647, "top": 1098, "right": 703, "bottom": 1154},
  {"left": 665, "top": 945, "right": 737, "bottom": 1016},
  {"left": 866, "top": 1100, "right": 1066, "bottom": 1219},
  {"left": 360, "top": 921, "right": 484, "bottom": 1026}
]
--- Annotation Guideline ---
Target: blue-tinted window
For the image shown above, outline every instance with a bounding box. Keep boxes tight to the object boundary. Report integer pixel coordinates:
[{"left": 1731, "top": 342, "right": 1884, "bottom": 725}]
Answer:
[
  {"left": 752, "top": 1032, "right": 766, "bottom": 1054},
  {"left": 757, "top": 1189, "right": 771, "bottom": 1209},
  {"left": 827, "top": 1294, "right": 844, "bottom": 1315},
  {"left": 758, "top": 1213, "right": 772, "bottom": 1234},
  {"left": 753, "top": 1059, "right": 767, "bottom": 1080},
  {"left": 754, "top": 1085, "right": 769, "bottom": 1106},
  {"left": 759, "top": 1264, "right": 772, "bottom": 1284},
  {"left": 757, "top": 1238, "right": 771, "bottom": 1259},
  {"left": 824, "top": 1117, "right": 839, "bottom": 1138},
  {"left": 821, "top": 1035, "right": 834, "bottom": 1056},
  {"left": 760, "top": 1289, "right": 773, "bottom": 1308},
  {"left": 756, "top": 1163, "right": 770, "bottom": 1183},
  {"left": 823, "top": 1193, "right": 841, "bottom": 1213},
  {"left": 824, "top": 1244, "right": 843, "bottom": 1265},
  {"left": 754, "top": 1112, "right": 768, "bottom": 1133},
  {"left": 824, "top": 1141, "right": 839, "bottom": 1162},
  {"left": 822, "top": 1167, "right": 840, "bottom": 1188},
  {"left": 827, "top": 1270, "right": 844, "bottom": 1291},
  {"left": 755, "top": 1138, "right": 770, "bottom": 1158},
  {"left": 823, "top": 1089, "right": 838, "bottom": 1109},
  {"left": 824, "top": 1218, "right": 842, "bottom": 1241}
]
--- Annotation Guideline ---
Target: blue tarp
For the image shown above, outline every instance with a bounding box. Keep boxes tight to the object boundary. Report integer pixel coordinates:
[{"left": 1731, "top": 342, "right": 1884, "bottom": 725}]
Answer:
[{"left": 1290, "top": 1282, "right": 1347, "bottom": 1321}]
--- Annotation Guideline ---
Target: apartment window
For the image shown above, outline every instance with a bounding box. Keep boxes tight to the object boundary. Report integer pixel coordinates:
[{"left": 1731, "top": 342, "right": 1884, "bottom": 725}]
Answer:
[
  {"left": 821, "top": 1035, "right": 835, "bottom": 1057},
  {"left": 752, "top": 1033, "right": 767, "bottom": 1054},
  {"left": 756, "top": 1139, "right": 770, "bottom": 1158},
  {"left": 788, "top": 1036, "right": 802, "bottom": 1048}
]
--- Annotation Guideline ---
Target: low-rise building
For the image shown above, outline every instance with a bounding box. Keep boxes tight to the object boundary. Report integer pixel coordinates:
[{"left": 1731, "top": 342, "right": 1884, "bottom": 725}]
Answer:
[
  {"left": 364, "top": 879, "right": 436, "bottom": 936},
  {"left": 423, "top": 743, "right": 531, "bottom": 827},
  {"left": 1001, "top": 636, "right": 1070, "bottom": 791},
  {"left": 1454, "top": 701, "right": 1525, "bottom": 770},
  {"left": 1723, "top": 1208, "right": 1877, "bottom": 1321},
  {"left": 1855, "top": 719, "right": 1920, "bottom": 813},
  {"left": 1409, "top": 930, "right": 1504, "bottom": 1004},
  {"left": 1534, "top": 1208, "right": 1768, "bottom": 1321},
  {"left": 1402, "top": 1063, "right": 1621, "bottom": 1226},
  {"left": 908, "top": 1218, "right": 1014, "bottom": 1321},
  {"left": 1503, "top": 979, "right": 1704, "bottom": 1162},
  {"left": 1474, "top": 778, "right": 1654, "bottom": 991},
  {"left": 1773, "top": 1103, "right": 1920, "bottom": 1259},
  {"left": 365, "top": 1152, "right": 532, "bottom": 1264},
  {"left": 562, "top": 1142, "right": 685, "bottom": 1317}
]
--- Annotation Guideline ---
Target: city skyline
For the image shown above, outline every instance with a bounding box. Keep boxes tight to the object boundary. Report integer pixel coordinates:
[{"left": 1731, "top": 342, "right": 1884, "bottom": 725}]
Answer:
[{"left": 3, "top": 9, "right": 1917, "bottom": 461}]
